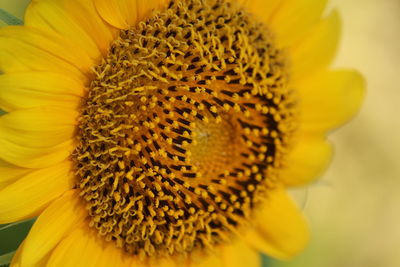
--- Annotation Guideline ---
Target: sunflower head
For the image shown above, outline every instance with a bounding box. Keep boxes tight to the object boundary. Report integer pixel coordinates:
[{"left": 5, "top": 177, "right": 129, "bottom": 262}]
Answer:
[
  {"left": 0, "top": 0, "right": 364, "bottom": 266},
  {"left": 72, "top": 0, "right": 297, "bottom": 257}
]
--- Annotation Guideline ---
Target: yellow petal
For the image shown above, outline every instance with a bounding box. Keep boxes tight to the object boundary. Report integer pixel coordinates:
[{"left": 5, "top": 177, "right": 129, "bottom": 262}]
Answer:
[
  {"left": 243, "top": 186, "right": 309, "bottom": 260},
  {"left": 45, "top": 228, "right": 88, "bottom": 267},
  {"left": 0, "top": 160, "right": 31, "bottom": 188},
  {"left": 47, "top": 226, "right": 132, "bottom": 267},
  {"left": 298, "top": 70, "right": 366, "bottom": 133},
  {"left": 25, "top": 0, "right": 116, "bottom": 60},
  {"left": 150, "top": 257, "right": 181, "bottom": 267},
  {"left": 189, "top": 241, "right": 260, "bottom": 267},
  {"left": 94, "top": 0, "right": 134, "bottom": 29},
  {"left": 289, "top": 10, "right": 341, "bottom": 82},
  {"left": 135, "top": 0, "right": 169, "bottom": 22},
  {"left": 11, "top": 241, "right": 50, "bottom": 267},
  {"left": 0, "top": 160, "right": 74, "bottom": 223},
  {"left": 0, "top": 72, "right": 84, "bottom": 112},
  {"left": 222, "top": 240, "right": 260, "bottom": 267},
  {"left": 21, "top": 190, "right": 87, "bottom": 267},
  {"left": 10, "top": 241, "right": 24, "bottom": 267},
  {"left": 0, "top": 139, "right": 73, "bottom": 168},
  {"left": 0, "top": 26, "right": 91, "bottom": 81},
  {"left": 0, "top": 106, "right": 78, "bottom": 130},
  {"left": 94, "top": 0, "right": 168, "bottom": 29},
  {"left": 0, "top": 127, "right": 75, "bottom": 149},
  {"left": 0, "top": 107, "right": 78, "bottom": 148},
  {"left": 241, "top": 0, "right": 281, "bottom": 24},
  {"left": 269, "top": 0, "right": 328, "bottom": 47},
  {"left": 280, "top": 136, "right": 332, "bottom": 186},
  {"left": 191, "top": 252, "right": 223, "bottom": 267}
]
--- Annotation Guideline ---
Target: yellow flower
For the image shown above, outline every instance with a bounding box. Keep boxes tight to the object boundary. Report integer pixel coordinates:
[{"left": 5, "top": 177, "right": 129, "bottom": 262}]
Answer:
[{"left": 0, "top": 0, "right": 364, "bottom": 266}]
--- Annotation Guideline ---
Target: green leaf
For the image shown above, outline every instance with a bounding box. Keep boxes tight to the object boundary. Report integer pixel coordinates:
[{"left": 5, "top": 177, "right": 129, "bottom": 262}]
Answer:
[
  {"left": 262, "top": 253, "right": 277, "bottom": 267},
  {"left": 0, "top": 218, "right": 36, "bottom": 266},
  {"left": 0, "top": 251, "right": 15, "bottom": 266},
  {"left": 0, "top": 8, "right": 23, "bottom": 26}
]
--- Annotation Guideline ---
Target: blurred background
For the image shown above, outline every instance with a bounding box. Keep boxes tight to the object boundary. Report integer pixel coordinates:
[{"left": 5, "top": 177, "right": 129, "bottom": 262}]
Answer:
[
  {"left": 272, "top": 0, "right": 400, "bottom": 266},
  {"left": 0, "top": 0, "right": 399, "bottom": 266}
]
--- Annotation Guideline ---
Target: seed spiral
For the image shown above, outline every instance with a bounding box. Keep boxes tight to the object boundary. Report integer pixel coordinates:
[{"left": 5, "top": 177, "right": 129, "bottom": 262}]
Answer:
[{"left": 73, "top": 0, "right": 296, "bottom": 259}]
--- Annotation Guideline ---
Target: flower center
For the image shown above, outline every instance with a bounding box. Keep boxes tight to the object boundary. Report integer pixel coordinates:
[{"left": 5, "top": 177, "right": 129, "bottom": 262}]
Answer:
[{"left": 73, "top": 0, "right": 296, "bottom": 259}]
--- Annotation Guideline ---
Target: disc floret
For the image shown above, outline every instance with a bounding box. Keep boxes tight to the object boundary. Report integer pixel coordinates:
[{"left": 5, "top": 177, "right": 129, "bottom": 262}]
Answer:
[{"left": 73, "top": 0, "right": 296, "bottom": 258}]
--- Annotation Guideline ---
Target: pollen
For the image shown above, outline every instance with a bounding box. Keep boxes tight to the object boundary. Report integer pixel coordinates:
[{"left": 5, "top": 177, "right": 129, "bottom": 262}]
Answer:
[{"left": 72, "top": 0, "right": 296, "bottom": 259}]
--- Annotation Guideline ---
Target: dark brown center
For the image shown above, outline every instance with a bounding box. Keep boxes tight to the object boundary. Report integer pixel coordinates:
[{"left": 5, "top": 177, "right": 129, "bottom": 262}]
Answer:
[{"left": 72, "top": 0, "right": 296, "bottom": 259}]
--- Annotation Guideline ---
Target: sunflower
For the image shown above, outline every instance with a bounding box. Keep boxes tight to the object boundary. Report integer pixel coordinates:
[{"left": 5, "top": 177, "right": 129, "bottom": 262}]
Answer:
[{"left": 0, "top": 0, "right": 364, "bottom": 266}]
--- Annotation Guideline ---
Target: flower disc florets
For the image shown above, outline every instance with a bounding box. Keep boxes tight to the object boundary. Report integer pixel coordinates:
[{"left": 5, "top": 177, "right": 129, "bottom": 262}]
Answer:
[{"left": 72, "top": 0, "right": 296, "bottom": 258}]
